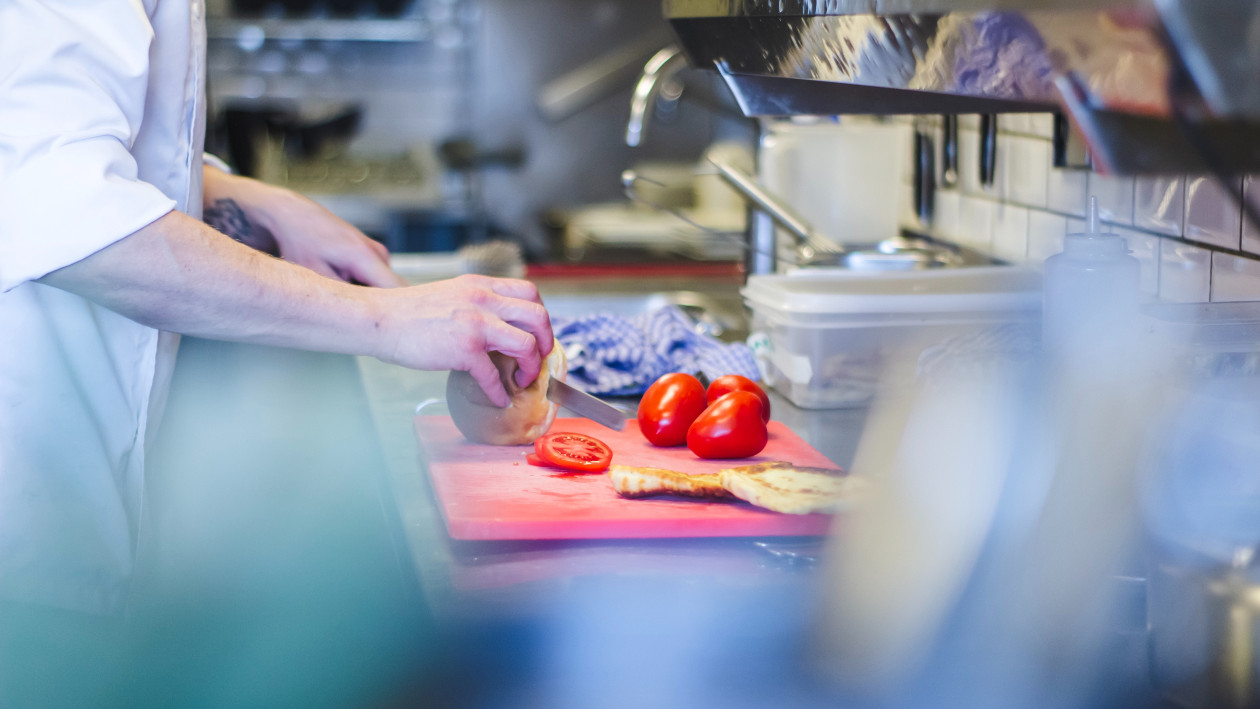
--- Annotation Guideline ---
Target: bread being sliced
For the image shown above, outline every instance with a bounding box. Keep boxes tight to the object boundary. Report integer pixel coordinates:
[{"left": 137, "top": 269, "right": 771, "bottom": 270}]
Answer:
[
  {"left": 718, "top": 462, "right": 868, "bottom": 515},
  {"left": 608, "top": 465, "right": 735, "bottom": 500}
]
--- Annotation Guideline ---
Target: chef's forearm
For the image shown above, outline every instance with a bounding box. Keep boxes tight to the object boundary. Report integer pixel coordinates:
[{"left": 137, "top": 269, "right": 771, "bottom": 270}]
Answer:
[
  {"left": 38, "top": 210, "right": 384, "bottom": 357},
  {"left": 201, "top": 164, "right": 278, "bottom": 251}
]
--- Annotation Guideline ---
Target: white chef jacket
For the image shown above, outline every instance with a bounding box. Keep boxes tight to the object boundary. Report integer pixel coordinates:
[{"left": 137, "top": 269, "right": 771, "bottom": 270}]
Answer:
[{"left": 0, "top": 0, "right": 209, "bottom": 613}]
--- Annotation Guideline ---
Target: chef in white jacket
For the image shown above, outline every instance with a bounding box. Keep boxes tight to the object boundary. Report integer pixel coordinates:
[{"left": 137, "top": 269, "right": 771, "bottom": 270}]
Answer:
[{"left": 0, "top": 0, "right": 552, "bottom": 623}]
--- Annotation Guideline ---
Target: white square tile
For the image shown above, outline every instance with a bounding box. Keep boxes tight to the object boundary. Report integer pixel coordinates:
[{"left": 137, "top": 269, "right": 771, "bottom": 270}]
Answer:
[
  {"left": 958, "top": 196, "right": 995, "bottom": 252},
  {"left": 1005, "top": 137, "right": 1049, "bottom": 209},
  {"left": 1090, "top": 173, "right": 1135, "bottom": 226},
  {"left": 933, "top": 190, "right": 960, "bottom": 241},
  {"left": 1001, "top": 114, "right": 1032, "bottom": 135},
  {"left": 1027, "top": 210, "right": 1067, "bottom": 266},
  {"left": 1047, "top": 167, "right": 1089, "bottom": 218},
  {"left": 1211, "top": 253, "right": 1260, "bottom": 302},
  {"left": 1159, "top": 239, "right": 1212, "bottom": 303},
  {"left": 1115, "top": 228, "right": 1161, "bottom": 299},
  {"left": 1239, "top": 176, "right": 1260, "bottom": 256},
  {"left": 991, "top": 203, "right": 1029, "bottom": 263},
  {"left": 1134, "top": 175, "right": 1185, "bottom": 237},
  {"left": 1185, "top": 176, "right": 1243, "bottom": 250},
  {"left": 1028, "top": 114, "right": 1056, "bottom": 140}
]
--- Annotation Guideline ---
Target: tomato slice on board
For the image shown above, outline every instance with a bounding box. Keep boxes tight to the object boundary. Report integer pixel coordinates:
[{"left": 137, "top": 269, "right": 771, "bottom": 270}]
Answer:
[
  {"left": 526, "top": 453, "right": 547, "bottom": 467},
  {"left": 534, "top": 432, "right": 613, "bottom": 473}
]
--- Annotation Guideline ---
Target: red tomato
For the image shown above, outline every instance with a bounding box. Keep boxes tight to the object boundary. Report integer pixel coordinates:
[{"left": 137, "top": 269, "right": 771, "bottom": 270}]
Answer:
[
  {"left": 707, "top": 374, "right": 771, "bottom": 423},
  {"left": 525, "top": 453, "right": 546, "bottom": 467},
  {"left": 637, "top": 373, "right": 708, "bottom": 447},
  {"left": 534, "top": 432, "right": 613, "bottom": 473},
  {"left": 687, "top": 391, "right": 769, "bottom": 459}
]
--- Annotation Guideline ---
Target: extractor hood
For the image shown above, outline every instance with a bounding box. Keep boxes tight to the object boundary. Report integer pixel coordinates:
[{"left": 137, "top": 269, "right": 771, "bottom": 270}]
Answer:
[{"left": 664, "top": 0, "right": 1260, "bottom": 175}]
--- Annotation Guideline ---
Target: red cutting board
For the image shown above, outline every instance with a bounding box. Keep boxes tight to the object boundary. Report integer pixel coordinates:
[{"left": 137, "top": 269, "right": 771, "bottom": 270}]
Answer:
[{"left": 414, "top": 416, "right": 842, "bottom": 540}]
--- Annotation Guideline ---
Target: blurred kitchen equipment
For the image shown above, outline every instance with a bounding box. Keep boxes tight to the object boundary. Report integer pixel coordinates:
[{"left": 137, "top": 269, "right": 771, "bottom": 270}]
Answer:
[
  {"left": 536, "top": 29, "right": 673, "bottom": 123},
  {"left": 941, "top": 114, "right": 959, "bottom": 187},
  {"left": 756, "top": 120, "right": 905, "bottom": 259},
  {"left": 222, "top": 100, "right": 363, "bottom": 178},
  {"left": 913, "top": 124, "right": 936, "bottom": 224},
  {"left": 979, "top": 114, "right": 998, "bottom": 188},
  {"left": 706, "top": 154, "right": 841, "bottom": 260},
  {"left": 706, "top": 152, "right": 960, "bottom": 272},
  {"left": 742, "top": 267, "right": 1041, "bottom": 408},
  {"left": 390, "top": 240, "right": 525, "bottom": 281},
  {"left": 625, "top": 45, "right": 689, "bottom": 148},
  {"left": 664, "top": 3, "right": 1260, "bottom": 175},
  {"left": 437, "top": 138, "right": 525, "bottom": 172},
  {"left": 1146, "top": 377, "right": 1260, "bottom": 708}
]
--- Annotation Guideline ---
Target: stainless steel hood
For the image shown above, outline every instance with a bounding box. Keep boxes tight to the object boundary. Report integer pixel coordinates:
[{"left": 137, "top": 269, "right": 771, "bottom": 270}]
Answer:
[{"left": 664, "top": 0, "right": 1260, "bottom": 174}]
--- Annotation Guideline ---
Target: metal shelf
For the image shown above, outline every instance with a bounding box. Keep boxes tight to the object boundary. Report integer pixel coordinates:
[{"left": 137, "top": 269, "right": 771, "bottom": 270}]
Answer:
[{"left": 207, "top": 18, "right": 430, "bottom": 43}]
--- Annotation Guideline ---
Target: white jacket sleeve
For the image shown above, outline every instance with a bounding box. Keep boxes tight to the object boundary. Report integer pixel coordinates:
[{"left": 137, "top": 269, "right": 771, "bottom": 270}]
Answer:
[{"left": 0, "top": 0, "right": 177, "bottom": 292}]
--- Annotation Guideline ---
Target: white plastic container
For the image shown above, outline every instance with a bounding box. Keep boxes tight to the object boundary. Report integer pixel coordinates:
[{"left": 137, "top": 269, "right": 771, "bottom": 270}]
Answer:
[{"left": 742, "top": 267, "right": 1042, "bottom": 408}]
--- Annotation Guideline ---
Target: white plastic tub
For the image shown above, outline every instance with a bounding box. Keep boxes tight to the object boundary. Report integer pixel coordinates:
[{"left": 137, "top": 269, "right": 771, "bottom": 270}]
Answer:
[{"left": 742, "top": 267, "right": 1043, "bottom": 408}]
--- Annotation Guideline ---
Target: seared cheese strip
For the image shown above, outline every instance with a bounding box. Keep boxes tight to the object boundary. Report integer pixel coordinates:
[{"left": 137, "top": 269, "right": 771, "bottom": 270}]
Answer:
[
  {"left": 718, "top": 463, "right": 868, "bottom": 515},
  {"left": 608, "top": 465, "right": 734, "bottom": 500}
]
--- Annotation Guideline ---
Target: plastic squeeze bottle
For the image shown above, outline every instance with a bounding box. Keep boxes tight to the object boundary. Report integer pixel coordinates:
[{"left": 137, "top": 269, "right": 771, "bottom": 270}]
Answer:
[{"left": 1041, "top": 196, "right": 1141, "bottom": 360}]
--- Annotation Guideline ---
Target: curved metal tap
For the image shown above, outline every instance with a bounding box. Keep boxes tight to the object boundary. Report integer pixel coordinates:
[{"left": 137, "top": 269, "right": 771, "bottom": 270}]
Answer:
[{"left": 625, "top": 45, "right": 689, "bottom": 147}]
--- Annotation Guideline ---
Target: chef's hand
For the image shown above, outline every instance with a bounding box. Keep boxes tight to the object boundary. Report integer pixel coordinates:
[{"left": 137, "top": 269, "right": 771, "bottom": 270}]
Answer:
[
  {"left": 372, "top": 274, "right": 554, "bottom": 406},
  {"left": 202, "top": 166, "right": 406, "bottom": 288}
]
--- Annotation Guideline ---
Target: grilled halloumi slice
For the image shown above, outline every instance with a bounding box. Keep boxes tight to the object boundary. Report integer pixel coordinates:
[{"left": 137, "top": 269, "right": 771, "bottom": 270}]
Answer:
[
  {"left": 718, "top": 462, "right": 868, "bottom": 515},
  {"left": 608, "top": 465, "right": 735, "bottom": 500}
]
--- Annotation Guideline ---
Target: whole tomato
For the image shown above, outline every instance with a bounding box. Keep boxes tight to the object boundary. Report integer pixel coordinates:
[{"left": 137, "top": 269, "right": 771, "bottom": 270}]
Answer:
[
  {"left": 687, "top": 390, "right": 769, "bottom": 459},
  {"left": 637, "top": 373, "right": 708, "bottom": 447},
  {"left": 707, "top": 374, "right": 771, "bottom": 423}
]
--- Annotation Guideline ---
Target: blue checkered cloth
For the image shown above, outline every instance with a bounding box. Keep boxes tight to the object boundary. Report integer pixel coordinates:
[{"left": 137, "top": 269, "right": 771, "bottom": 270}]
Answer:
[{"left": 552, "top": 305, "right": 761, "bottom": 396}]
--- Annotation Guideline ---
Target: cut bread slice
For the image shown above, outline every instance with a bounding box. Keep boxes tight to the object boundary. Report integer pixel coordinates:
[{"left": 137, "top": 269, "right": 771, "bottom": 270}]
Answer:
[
  {"left": 608, "top": 465, "right": 735, "bottom": 500},
  {"left": 718, "top": 462, "right": 868, "bottom": 515}
]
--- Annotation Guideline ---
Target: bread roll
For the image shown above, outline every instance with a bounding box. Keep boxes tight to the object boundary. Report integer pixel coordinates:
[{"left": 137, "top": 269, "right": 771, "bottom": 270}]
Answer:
[{"left": 446, "top": 340, "right": 567, "bottom": 445}]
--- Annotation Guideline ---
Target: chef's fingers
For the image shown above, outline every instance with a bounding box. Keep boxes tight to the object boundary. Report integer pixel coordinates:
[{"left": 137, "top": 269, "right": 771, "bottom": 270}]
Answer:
[
  {"left": 483, "top": 296, "right": 552, "bottom": 351},
  {"left": 483, "top": 306, "right": 552, "bottom": 372},
  {"left": 480, "top": 317, "right": 543, "bottom": 390},
  {"left": 481, "top": 279, "right": 554, "bottom": 357},
  {"left": 482, "top": 276, "right": 545, "bottom": 305},
  {"left": 466, "top": 353, "right": 510, "bottom": 408},
  {"left": 371, "top": 240, "right": 392, "bottom": 263}
]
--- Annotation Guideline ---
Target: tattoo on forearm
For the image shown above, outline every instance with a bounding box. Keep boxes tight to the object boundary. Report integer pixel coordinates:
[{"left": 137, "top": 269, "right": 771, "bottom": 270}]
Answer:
[
  {"left": 204, "top": 198, "right": 277, "bottom": 254},
  {"left": 204, "top": 198, "right": 255, "bottom": 242}
]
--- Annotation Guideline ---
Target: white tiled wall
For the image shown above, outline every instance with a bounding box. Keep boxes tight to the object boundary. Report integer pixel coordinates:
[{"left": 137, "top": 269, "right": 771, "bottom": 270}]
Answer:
[{"left": 885, "top": 114, "right": 1260, "bottom": 304}]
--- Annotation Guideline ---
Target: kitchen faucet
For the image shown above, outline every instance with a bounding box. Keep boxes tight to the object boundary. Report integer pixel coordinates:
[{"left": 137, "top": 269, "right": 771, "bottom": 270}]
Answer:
[{"left": 625, "top": 45, "right": 688, "bottom": 148}]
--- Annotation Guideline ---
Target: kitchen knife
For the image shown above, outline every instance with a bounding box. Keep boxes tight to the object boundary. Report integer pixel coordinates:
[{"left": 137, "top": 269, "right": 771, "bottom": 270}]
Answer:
[{"left": 546, "top": 378, "right": 627, "bottom": 431}]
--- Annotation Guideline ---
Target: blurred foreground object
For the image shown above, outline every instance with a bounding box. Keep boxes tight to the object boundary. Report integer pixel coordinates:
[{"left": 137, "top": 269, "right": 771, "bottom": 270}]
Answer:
[{"left": 814, "top": 222, "right": 1171, "bottom": 705}]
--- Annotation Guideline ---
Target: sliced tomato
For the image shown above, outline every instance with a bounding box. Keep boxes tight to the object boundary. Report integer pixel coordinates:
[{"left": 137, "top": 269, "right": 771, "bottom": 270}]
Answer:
[
  {"left": 525, "top": 453, "right": 547, "bottom": 467},
  {"left": 534, "top": 432, "right": 613, "bottom": 473}
]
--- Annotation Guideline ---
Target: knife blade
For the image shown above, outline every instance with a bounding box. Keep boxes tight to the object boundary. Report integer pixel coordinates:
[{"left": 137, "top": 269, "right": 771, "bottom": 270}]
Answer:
[{"left": 546, "top": 378, "right": 627, "bottom": 431}]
